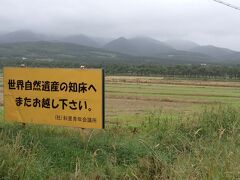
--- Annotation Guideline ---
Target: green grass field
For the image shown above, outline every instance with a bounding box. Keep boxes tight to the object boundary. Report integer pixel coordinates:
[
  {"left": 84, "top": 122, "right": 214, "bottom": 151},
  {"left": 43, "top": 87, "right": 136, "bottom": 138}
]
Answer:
[{"left": 0, "top": 77, "right": 240, "bottom": 179}]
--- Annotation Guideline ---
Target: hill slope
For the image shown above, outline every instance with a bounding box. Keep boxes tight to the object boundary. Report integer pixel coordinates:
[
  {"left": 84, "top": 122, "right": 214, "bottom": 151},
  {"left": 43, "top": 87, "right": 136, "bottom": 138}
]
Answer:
[
  {"left": 165, "top": 39, "right": 199, "bottom": 51},
  {"left": 0, "top": 41, "right": 217, "bottom": 65},
  {"left": 104, "top": 37, "right": 175, "bottom": 57},
  {"left": 0, "top": 30, "right": 103, "bottom": 48},
  {"left": 0, "top": 30, "right": 46, "bottom": 43},
  {"left": 189, "top": 45, "right": 236, "bottom": 59},
  {"left": 104, "top": 37, "right": 217, "bottom": 63},
  {"left": 189, "top": 45, "right": 240, "bottom": 63},
  {"left": 60, "top": 34, "right": 100, "bottom": 48},
  {"left": 0, "top": 41, "right": 135, "bottom": 64}
]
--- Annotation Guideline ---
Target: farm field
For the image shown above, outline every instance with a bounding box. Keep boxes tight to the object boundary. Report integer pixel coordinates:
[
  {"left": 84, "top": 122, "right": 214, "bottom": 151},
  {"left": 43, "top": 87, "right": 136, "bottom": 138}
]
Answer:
[
  {"left": 0, "top": 76, "right": 240, "bottom": 179},
  {"left": 106, "top": 76, "right": 240, "bottom": 125}
]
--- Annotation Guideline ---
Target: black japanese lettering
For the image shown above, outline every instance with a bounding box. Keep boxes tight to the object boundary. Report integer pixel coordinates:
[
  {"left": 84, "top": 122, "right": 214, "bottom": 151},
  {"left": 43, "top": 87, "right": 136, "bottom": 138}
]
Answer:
[
  {"left": 55, "top": 115, "right": 62, "bottom": 120},
  {"left": 25, "top": 80, "right": 32, "bottom": 90},
  {"left": 69, "top": 100, "right": 77, "bottom": 110},
  {"left": 78, "top": 101, "right": 88, "bottom": 110},
  {"left": 42, "top": 81, "right": 50, "bottom": 91},
  {"left": 60, "top": 82, "right": 68, "bottom": 92},
  {"left": 17, "top": 80, "right": 24, "bottom": 90},
  {"left": 42, "top": 98, "right": 50, "bottom": 108},
  {"left": 24, "top": 97, "right": 31, "bottom": 107},
  {"left": 8, "top": 79, "right": 16, "bottom": 90},
  {"left": 92, "top": 118, "right": 97, "bottom": 123},
  {"left": 16, "top": 97, "right": 23, "bottom": 106},
  {"left": 88, "top": 84, "right": 97, "bottom": 92},
  {"left": 79, "top": 82, "right": 87, "bottom": 93},
  {"left": 52, "top": 99, "right": 59, "bottom": 109},
  {"left": 87, "top": 117, "right": 91, "bottom": 122},
  {"left": 51, "top": 81, "right": 59, "bottom": 91},
  {"left": 68, "top": 116, "right": 72, "bottom": 121},
  {"left": 33, "top": 98, "right": 41, "bottom": 107},
  {"left": 59, "top": 99, "right": 68, "bottom": 110},
  {"left": 33, "top": 81, "right": 41, "bottom": 91},
  {"left": 69, "top": 82, "right": 77, "bottom": 92}
]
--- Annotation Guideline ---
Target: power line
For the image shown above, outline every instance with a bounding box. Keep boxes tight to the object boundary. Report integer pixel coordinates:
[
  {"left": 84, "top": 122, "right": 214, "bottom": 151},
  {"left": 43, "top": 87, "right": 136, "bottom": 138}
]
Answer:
[{"left": 213, "top": 0, "right": 240, "bottom": 11}]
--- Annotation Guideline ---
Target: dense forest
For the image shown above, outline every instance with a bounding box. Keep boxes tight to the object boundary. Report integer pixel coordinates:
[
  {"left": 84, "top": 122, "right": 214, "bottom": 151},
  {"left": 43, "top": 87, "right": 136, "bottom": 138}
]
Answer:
[{"left": 2, "top": 59, "right": 240, "bottom": 79}]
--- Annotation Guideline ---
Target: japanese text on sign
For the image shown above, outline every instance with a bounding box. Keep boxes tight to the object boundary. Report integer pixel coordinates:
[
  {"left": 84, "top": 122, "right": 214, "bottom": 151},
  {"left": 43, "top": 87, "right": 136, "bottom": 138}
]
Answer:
[
  {"left": 4, "top": 67, "right": 105, "bottom": 129},
  {"left": 8, "top": 79, "right": 97, "bottom": 93}
]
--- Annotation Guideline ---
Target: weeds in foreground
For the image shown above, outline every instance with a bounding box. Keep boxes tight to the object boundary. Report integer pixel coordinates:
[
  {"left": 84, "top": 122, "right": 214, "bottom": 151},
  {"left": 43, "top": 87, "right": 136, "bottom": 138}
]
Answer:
[{"left": 0, "top": 105, "right": 239, "bottom": 179}]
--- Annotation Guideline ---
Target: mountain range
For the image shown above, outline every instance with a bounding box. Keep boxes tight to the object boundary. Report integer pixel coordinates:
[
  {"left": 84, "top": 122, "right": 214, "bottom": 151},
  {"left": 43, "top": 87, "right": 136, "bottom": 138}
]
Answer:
[{"left": 0, "top": 30, "right": 239, "bottom": 64}]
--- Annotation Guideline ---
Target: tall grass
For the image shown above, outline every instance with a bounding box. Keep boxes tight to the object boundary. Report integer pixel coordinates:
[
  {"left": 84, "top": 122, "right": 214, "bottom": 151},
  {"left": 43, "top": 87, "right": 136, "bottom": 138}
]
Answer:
[{"left": 0, "top": 105, "right": 239, "bottom": 179}]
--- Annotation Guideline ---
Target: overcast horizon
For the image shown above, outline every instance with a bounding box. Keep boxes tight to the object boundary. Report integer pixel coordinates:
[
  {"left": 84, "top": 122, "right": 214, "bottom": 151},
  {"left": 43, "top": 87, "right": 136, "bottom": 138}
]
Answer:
[{"left": 0, "top": 0, "right": 240, "bottom": 50}]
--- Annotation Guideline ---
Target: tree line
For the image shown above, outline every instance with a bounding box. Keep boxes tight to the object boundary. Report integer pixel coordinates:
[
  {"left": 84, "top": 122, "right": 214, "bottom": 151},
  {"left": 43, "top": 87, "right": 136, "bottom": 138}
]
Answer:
[
  {"left": 101, "top": 64, "right": 240, "bottom": 79},
  {"left": 1, "top": 59, "right": 240, "bottom": 79}
]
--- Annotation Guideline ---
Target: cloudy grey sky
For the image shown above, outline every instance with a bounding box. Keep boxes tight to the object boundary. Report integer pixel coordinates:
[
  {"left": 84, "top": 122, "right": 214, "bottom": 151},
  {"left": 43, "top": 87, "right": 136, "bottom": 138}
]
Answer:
[{"left": 0, "top": 0, "right": 240, "bottom": 50}]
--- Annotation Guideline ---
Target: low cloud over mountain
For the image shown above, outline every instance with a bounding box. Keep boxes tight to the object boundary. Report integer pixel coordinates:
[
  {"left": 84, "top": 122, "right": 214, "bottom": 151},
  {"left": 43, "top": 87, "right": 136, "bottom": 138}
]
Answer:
[{"left": 0, "top": 30, "right": 240, "bottom": 64}]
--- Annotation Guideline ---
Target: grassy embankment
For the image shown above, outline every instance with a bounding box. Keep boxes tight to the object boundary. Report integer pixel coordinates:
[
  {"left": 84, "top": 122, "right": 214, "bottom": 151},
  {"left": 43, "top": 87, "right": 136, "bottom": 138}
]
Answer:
[{"left": 0, "top": 77, "right": 240, "bottom": 179}]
